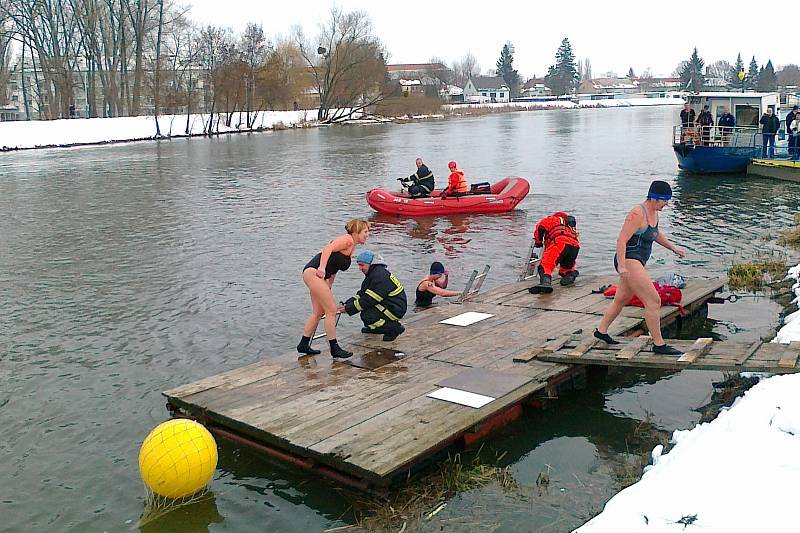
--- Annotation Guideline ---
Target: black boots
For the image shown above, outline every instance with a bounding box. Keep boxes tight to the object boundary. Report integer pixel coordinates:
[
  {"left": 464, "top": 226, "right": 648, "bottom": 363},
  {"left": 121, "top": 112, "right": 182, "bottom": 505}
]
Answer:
[
  {"left": 361, "top": 327, "right": 381, "bottom": 334},
  {"left": 382, "top": 323, "right": 405, "bottom": 342},
  {"left": 297, "top": 336, "right": 353, "bottom": 359},
  {"left": 593, "top": 329, "right": 620, "bottom": 345},
  {"left": 528, "top": 265, "right": 553, "bottom": 294},
  {"left": 297, "top": 336, "right": 321, "bottom": 355},
  {"left": 329, "top": 339, "right": 353, "bottom": 359},
  {"left": 653, "top": 343, "right": 683, "bottom": 356},
  {"left": 560, "top": 270, "right": 579, "bottom": 286}
]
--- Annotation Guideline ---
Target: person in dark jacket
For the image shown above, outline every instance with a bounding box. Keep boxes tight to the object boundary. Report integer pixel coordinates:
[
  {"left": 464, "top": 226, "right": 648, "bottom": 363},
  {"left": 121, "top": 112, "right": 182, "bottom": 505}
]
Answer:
[
  {"left": 340, "top": 250, "right": 407, "bottom": 341},
  {"left": 679, "top": 102, "right": 696, "bottom": 143},
  {"left": 696, "top": 105, "right": 714, "bottom": 146},
  {"left": 759, "top": 108, "right": 781, "bottom": 158},
  {"left": 402, "top": 158, "right": 435, "bottom": 198},
  {"left": 717, "top": 107, "right": 735, "bottom": 144},
  {"left": 787, "top": 106, "right": 799, "bottom": 159}
]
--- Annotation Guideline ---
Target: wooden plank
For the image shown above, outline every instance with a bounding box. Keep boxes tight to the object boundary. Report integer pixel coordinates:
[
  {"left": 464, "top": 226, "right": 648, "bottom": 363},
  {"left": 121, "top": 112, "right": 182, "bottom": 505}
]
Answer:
[
  {"left": 778, "top": 342, "right": 800, "bottom": 369},
  {"left": 565, "top": 337, "right": 598, "bottom": 358},
  {"left": 677, "top": 338, "right": 714, "bottom": 364},
  {"left": 617, "top": 336, "right": 652, "bottom": 360},
  {"left": 542, "top": 336, "right": 571, "bottom": 353},
  {"left": 735, "top": 341, "right": 763, "bottom": 365}
]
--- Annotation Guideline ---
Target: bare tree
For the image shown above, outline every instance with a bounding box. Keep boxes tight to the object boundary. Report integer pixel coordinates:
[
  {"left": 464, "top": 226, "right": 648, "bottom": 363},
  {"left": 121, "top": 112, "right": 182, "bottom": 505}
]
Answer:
[
  {"left": 777, "top": 64, "right": 800, "bottom": 87},
  {"left": 196, "top": 24, "right": 234, "bottom": 133},
  {"left": 425, "top": 55, "right": 452, "bottom": 91},
  {"left": 239, "top": 22, "right": 268, "bottom": 127},
  {"left": 450, "top": 52, "right": 479, "bottom": 87},
  {"left": 0, "top": 9, "right": 14, "bottom": 106},
  {"left": 295, "top": 8, "right": 388, "bottom": 122},
  {"left": 257, "top": 36, "right": 308, "bottom": 112}
]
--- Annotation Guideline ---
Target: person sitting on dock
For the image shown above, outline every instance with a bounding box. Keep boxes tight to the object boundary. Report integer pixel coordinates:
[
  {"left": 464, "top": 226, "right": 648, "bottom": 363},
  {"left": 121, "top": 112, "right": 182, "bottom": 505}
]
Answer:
[
  {"left": 440, "top": 161, "right": 468, "bottom": 199},
  {"left": 402, "top": 158, "right": 435, "bottom": 198},
  {"left": 759, "top": 107, "right": 781, "bottom": 159},
  {"left": 593, "top": 181, "right": 686, "bottom": 355},
  {"left": 528, "top": 212, "right": 580, "bottom": 294},
  {"left": 339, "top": 250, "right": 407, "bottom": 341},
  {"left": 415, "top": 261, "right": 461, "bottom": 308},
  {"left": 696, "top": 105, "right": 714, "bottom": 146},
  {"left": 298, "top": 219, "right": 370, "bottom": 359},
  {"left": 717, "top": 107, "right": 735, "bottom": 144}
]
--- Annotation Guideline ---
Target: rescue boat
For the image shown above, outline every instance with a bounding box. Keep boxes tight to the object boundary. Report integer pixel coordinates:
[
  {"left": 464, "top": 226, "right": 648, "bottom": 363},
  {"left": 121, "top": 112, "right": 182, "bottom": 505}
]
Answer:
[{"left": 366, "top": 176, "right": 530, "bottom": 216}]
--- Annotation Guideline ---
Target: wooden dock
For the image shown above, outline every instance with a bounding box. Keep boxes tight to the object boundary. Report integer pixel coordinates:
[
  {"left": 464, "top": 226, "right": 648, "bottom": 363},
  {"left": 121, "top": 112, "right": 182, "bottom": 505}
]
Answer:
[
  {"left": 747, "top": 158, "right": 800, "bottom": 182},
  {"left": 164, "top": 274, "right": 726, "bottom": 489}
]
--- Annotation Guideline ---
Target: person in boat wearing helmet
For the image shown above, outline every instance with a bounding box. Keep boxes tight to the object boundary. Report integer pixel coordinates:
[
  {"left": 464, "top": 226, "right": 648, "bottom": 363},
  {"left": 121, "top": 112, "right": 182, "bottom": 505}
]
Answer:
[
  {"left": 402, "top": 157, "right": 435, "bottom": 198},
  {"left": 440, "top": 161, "right": 468, "bottom": 199},
  {"left": 528, "top": 212, "right": 580, "bottom": 294},
  {"left": 414, "top": 261, "right": 462, "bottom": 308},
  {"left": 338, "top": 250, "right": 407, "bottom": 342}
]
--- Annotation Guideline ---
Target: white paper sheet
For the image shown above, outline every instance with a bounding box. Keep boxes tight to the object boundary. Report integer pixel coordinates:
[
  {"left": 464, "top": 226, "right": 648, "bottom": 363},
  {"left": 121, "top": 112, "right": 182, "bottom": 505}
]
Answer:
[
  {"left": 426, "top": 387, "right": 495, "bottom": 408},
  {"left": 439, "top": 311, "right": 494, "bottom": 327}
]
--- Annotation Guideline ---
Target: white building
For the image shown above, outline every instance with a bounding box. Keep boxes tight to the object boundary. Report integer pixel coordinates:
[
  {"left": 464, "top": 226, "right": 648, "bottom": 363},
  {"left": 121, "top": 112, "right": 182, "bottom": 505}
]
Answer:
[{"left": 463, "top": 76, "right": 510, "bottom": 103}]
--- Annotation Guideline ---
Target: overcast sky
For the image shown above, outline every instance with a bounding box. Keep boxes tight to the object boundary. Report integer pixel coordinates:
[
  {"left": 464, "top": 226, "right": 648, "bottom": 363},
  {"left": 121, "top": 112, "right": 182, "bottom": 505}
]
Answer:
[{"left": 184, "top": 0, "right": 795, "bottom": 79}]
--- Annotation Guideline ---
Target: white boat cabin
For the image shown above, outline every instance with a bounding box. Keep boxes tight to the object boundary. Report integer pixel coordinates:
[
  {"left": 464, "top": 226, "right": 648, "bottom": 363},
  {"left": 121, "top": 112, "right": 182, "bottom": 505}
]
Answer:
[{"left": 686, "top": 92, "right": 780, "bottom": 128}]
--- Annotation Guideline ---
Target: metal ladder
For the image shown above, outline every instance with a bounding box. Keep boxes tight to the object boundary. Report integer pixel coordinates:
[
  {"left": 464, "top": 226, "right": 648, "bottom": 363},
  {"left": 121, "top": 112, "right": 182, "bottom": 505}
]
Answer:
[
  {"left": 454, "top": 264, "right": 491, "bottom": 303},
  {"left": 309, "top": 305, "right": 343, "bottom": 346},
  {"left": 518, "top": 238, "right": 542, "bottom": 282}
]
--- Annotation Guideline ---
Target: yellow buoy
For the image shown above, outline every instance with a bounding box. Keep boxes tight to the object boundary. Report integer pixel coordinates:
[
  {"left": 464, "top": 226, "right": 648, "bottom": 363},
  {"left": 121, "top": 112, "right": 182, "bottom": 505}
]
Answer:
[{"left": 138, "top": 419, "right": 218, "bottom": 499}]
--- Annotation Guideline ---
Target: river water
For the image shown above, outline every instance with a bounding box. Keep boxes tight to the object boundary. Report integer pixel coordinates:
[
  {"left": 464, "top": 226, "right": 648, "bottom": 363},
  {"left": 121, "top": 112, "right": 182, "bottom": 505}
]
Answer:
[{"left": 1, "top": 107, "right": 799, "bottom": 532}]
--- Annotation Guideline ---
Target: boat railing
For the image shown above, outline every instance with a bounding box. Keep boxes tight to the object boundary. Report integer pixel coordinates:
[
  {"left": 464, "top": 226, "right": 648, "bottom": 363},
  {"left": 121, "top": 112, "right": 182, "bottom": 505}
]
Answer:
[{"left": 672, "top": 125, "right": 759, "bottom": 148}]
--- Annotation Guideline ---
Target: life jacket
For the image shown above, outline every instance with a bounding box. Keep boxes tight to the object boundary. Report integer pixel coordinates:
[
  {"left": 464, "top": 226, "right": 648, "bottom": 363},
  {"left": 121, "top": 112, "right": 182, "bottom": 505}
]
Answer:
[
  {"left": 603, "top": 282, "right": 686, "bottom": 315},
  {"left": 448, "top": 170, "right": 468, "bottom": 194},
  {"left": 535, "top": 212, "right": 579, "bottom": 247}
]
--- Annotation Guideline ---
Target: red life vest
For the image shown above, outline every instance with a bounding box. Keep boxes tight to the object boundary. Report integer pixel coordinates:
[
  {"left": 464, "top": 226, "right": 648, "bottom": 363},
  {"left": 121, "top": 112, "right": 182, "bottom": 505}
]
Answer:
[
  {"left": 603, "top": 282, "right": 686, "bottom": 315},
  {"left": 535, "top": 212, "right": 579, "bottom": 247},
  {"left": 447, "top": 170, "right": 468, "bottom": 194}
]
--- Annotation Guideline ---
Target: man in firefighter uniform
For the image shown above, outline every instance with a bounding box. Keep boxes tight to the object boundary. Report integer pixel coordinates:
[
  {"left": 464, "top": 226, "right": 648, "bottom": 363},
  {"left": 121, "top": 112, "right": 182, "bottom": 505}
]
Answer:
[
  {"left": 339, "top": 250, "right": 407, "bottom": 341},
  {"left": 528, "top": 212, "right": 580, "bottom": 294},
  {"left": 402, "top": 157, "right": 435, "bottom": 197}
]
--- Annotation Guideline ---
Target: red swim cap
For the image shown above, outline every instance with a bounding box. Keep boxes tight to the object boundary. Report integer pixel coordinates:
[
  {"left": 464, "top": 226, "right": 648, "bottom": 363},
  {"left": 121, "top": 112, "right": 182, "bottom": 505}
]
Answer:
[{"left": 448, "top": 161, "right": 457, "bottom": 169}]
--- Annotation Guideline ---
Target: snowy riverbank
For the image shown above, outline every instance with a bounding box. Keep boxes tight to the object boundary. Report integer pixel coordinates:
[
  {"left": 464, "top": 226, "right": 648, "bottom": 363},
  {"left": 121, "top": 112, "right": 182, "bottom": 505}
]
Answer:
[
  {"left": 0, "top": 110, "right": 316, "bottom": 151},
  {"left": 0, "top": 97, "right": 684, "bottom": 151},
  {"left": 577, "top": 263, "right": 800, "bottom": 533}
]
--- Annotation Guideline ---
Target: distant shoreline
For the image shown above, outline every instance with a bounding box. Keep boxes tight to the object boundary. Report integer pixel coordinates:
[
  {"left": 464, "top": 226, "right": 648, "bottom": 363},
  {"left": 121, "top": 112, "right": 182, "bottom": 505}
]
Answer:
[{"left": 0, "top": 98, "right": 683, "bottom": 152}]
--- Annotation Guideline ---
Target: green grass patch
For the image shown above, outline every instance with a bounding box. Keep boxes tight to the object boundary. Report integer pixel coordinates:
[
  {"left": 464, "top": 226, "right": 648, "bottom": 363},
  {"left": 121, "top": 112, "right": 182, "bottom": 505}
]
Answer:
[
  {"left": 779, "top": 226, "right": 800, "bottom": 249},
  {"left": 728, "top": 259, "right": 787, "bottom": 290}
]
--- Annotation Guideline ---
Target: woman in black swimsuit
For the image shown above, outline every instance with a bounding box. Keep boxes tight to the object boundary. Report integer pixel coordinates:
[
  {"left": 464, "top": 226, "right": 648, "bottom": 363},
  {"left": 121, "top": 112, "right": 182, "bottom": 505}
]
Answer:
[
  {"left": 594, "top": 181, "right": 686, "bottom": 355},
  {"left": 297, "top": 219, "right": 370, "bottom": 359}
]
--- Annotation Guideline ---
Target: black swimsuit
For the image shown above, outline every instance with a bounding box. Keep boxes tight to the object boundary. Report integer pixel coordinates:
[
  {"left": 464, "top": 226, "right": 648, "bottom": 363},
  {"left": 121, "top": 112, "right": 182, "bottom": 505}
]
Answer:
[
  {"left": 614, "top": 204, "right": 659, "bottom": 271},
  {"left": 304, "top": 251, "right": 351, "bottom": 279},
  {"left": 415, "top": 283, "right": 435, "bottom": 307}
]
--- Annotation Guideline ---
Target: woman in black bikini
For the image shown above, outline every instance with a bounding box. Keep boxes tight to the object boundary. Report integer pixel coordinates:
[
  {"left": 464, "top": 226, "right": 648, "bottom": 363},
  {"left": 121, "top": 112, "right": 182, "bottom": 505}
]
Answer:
[
  {"left": 594, "top": 181, "right": 686, "bottom": 355},
  {"left": 297, "top": 219, "right": 369, "bottom": 359}
]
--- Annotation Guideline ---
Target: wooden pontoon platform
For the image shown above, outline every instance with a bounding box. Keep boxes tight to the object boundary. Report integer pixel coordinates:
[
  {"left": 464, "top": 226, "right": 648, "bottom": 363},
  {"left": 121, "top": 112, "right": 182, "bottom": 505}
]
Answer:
[{"left": 164, "top": 274, "right": 726, "bottom": 489}]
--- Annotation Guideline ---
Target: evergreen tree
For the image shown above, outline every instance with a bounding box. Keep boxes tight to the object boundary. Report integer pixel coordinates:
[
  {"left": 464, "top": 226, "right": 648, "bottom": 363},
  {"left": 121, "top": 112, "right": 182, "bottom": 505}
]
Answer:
[
  {"left": 747, "top": 56, "right": 759, "bottom": 89},
  {"left": 544, "top": 37, "right": 579, "bottom": 95},
  {"left": 678, "top": 47, "right": 705, "bottom": 92},
  {"left": 496, "top": 42, "right": 521, "bottom": 97},
  {"left": 757, "top": 59, "right": 777, "bottom": 91},
  {"left": 729, "top": 52, "right": 744, "bottom": 84}
]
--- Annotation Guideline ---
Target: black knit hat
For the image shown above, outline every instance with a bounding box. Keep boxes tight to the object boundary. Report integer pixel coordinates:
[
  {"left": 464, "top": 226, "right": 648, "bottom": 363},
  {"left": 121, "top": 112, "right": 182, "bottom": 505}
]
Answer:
[
  {"left": 430, "top": 261, "right": 445, "bottom": 275},
  {"left": 566, "top": 215, "right": 576, "bottom": 228},
  {"left": 648, "top": 180, "right": 672, "bottom": 200}
]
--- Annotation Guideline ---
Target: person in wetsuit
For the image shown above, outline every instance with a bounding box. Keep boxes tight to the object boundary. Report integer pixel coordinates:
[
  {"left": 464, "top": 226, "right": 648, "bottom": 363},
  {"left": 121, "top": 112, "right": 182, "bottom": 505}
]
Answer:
[
  {"left": 298, "top": 218, "right": 370, "bottom": 359},
  {"left": 339, "top": 250, "right": 407, "bottom": 341},
  {"left": 594, "top": 181, "right": 686, "bottom": 355},
  {"left": 414, "top": 261, "right": 461, "bottom": 307},
  {"left": 403, "top": 158, "right": 435, "bottom": 198}
]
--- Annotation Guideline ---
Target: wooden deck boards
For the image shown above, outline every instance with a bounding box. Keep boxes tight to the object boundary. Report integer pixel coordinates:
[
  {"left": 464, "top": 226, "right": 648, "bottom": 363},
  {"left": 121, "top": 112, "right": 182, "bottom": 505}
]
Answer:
[
  {"left": 535, "top": 337, "right": 800, "bottom": 373},
  {"left": 164, "top": 274, "right": 727, "bottom": 487}
]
